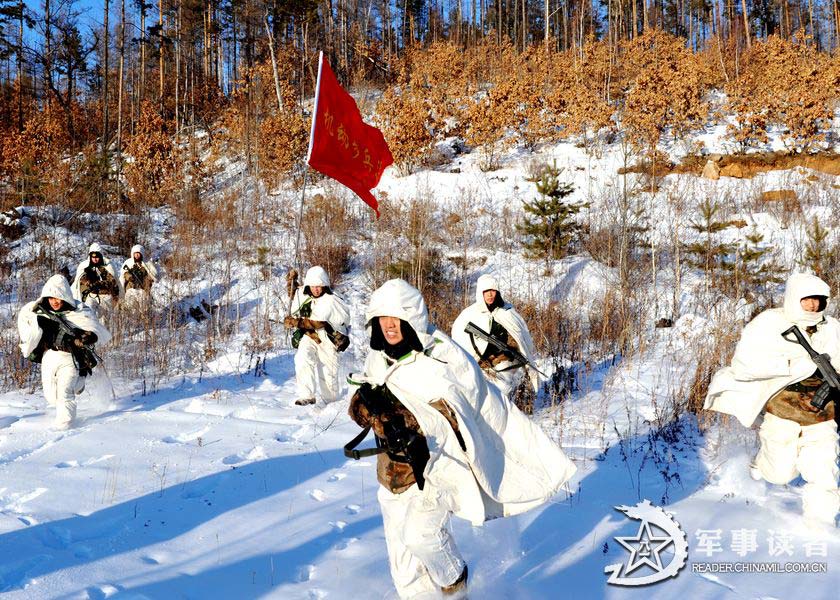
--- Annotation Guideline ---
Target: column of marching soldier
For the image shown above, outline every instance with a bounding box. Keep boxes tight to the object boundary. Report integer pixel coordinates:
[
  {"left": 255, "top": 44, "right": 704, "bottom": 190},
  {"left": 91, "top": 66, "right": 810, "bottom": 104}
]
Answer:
[{"left": 17, "top": 258, "right": 840, "bottom": 598}]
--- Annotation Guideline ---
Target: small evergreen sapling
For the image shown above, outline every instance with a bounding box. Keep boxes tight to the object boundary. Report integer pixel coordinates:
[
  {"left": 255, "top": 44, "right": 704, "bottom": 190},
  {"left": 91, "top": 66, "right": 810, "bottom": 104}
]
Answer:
[
  {"left": 803, "top": 217, "right": 839, "bottom": 280},
  {"left": 517, "top": 162, "right": 585, "bottom": 267}
]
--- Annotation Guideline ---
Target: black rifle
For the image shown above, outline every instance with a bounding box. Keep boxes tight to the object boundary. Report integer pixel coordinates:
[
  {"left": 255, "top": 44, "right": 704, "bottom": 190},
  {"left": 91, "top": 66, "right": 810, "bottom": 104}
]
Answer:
[
  {"left": 123, "top": 263, "right": 148, "bottom": 289},
  {"left": 83, "top": 265, "right": 105, "bottom": 299},
  {"left": 781, "top": 325, "right": 840, "bottom": 410},
  {"left": 344, "top": 383, "right": 430, "bottom": 490},
  {"left": 33, "top": 306, "right": 100, "bottom": 377},
  {"left": 465, "top": 321, "right": 547, "bottom": 377}
]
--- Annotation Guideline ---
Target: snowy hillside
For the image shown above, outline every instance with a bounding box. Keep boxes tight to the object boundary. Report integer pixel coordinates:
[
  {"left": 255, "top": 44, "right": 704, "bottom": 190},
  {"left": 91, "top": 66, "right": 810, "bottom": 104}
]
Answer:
[{"left": 2, "top": 125, "right": 840, "bottom": 599}]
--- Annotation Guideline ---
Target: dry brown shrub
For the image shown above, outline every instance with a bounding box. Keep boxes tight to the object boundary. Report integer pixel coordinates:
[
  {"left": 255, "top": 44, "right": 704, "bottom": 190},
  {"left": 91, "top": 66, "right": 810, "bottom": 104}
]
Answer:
[
  {"left": 621, "top": 30, "right": 711, "bottom": 156},
  {"left": 301, "top": 192, "right": 358, "bottom": 284},
  {"left": 726, "top": 35, "right": 836, "bottom": 153},
  {"left": 548, "top": 38, "right": 616, "bottom": 149},
  {"left": 123, "top": 101, "right": 181, "bottom": 206},
  {"left": 257, "top": 109, "right": 308, "bottom": 188},
  {"left": 378, "top": 75, "right": 436, "bottom": 174},
  {"left": 405, "top": 41, "right": 470, "bottom": 131},
  {"left": 688, "top": 321, "right": 741, "bottom": 425}
]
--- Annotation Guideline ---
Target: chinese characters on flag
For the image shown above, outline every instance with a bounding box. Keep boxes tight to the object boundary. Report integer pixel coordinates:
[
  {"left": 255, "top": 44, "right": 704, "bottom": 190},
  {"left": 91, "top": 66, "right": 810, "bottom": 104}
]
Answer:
[{"left": 306, "top": 52, "right": 393, "bottom": 217}]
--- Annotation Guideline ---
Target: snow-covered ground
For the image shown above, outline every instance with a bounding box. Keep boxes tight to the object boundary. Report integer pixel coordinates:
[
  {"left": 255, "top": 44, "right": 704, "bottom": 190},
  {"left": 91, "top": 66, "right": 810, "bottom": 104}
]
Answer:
[{"left": 2, "top": 126, "right": 840, "bottom": 598}]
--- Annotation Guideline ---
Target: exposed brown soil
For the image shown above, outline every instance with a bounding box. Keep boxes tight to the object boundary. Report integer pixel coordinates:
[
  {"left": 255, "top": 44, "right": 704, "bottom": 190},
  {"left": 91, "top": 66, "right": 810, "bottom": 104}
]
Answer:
[{"left": 621, "top": 151, "right": 840, "bottom": 179}]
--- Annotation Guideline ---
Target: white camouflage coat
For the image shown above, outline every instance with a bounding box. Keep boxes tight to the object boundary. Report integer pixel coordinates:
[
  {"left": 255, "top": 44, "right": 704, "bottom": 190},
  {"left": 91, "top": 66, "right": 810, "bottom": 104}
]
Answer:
[
  {"left": 18, "top": 275, "right": 111, "bottom": 427},
  {"left": 120, "top": 245, "right": 158, "bottom": 288},
  {"left": 451, "top": 274, "right": 541, "bottom": 393},
  {"left": 71, "top": 247, "right": 124, "bottom": 304},
  {"left": 289, "top": 266, "right": 351, "bottom": 343},
  {"left": 290, "top": 266, "right": 350, "bottom": 402},
  {"left": 705, "top": 272, "right": 840, "bottom": 427},
  {"left": 355, "top": 279, "right": 576, "bottom": 526}
]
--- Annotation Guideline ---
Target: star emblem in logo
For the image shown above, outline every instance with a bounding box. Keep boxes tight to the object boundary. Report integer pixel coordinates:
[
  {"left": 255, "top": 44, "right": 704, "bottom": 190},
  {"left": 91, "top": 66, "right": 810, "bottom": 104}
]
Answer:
[
  {"left": 614, "top": 520, "right": 675, "bottom": 575},
  {"left": 605, "top": 500, "right": 689, "bottom": 587}
]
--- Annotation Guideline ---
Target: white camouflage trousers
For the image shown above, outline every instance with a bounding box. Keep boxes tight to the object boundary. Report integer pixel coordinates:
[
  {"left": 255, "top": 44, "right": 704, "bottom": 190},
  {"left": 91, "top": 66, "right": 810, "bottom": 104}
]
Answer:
[
  {"left": 294, "top": 334, "right": 339, "bottom": 402},
  {"left": 83, "top": 293, "right": 117, "bottom": 315},
  {"left": 42, "top": 349, "right": 83, "bottom": 428},
  {"left": 755, "top": 412, "right": 840, "bottom": 525},
  {"left": 378, "top": 484, "right": 465, "bottom": 599}
]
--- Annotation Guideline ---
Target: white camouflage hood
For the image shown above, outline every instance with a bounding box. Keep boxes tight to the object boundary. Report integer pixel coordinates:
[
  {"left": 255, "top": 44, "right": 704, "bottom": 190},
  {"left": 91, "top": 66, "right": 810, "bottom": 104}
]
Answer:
[
  {"left": 303, "top": 266, "right": 330, "bottom": 288},
  {"left": 365, "top": 279, "right": 435, "bottom": 348},
  {"left": 783, "top": 272, "right": 830, "bottom": 327},
  {"left": 39, "top": 275, "right": 76, "bottom": 306},
  {"left": 131, "top": 244, "right": 144, "bottom": 257},
  {"left": 475, "top": 273, "right": 500, "bottom": 305}
]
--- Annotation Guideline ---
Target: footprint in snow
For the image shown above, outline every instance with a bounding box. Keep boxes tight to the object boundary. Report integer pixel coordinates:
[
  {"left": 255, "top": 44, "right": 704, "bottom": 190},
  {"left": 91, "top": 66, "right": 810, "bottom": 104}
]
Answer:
[
  {"left": 222, "top": 454, "right": 244, "bottom": 465},
  {"left": 329, "top": 520, "right": 347, "bottom": 532},
  {"left": 327, "top": 472, "right": 347, "bottom": 482},
  {"left": 274, "top": 425, "right": 302, "bottom": 443},
  {"left": 161, "top": 426, "right": 210, "bottom": 444},
  {"left": 56, "top": 460, "right": 80, "bottom": 468},
  {"left": 0, "top": 554, "right": 52, "bottom": 593},
  {"left": 345, "top": 504, "right": 361, "bottom": 515},
  {"left": 296, "top": 564, "right": 316, "bottom": 583},
  {"left": 85, "top": 583, "right": 121, "bottom": 599},
  {"left": 308, "top": 589, "right": 327, "bottom": 599},
  {"left": 309, "top": 489, "right": 326, "bottom": 502},
  {"left": 141, "top": 551, "right": 170, "bottom": 565},
  {"left": 334, "top": 537, "right": 358, "bottom": 551}
]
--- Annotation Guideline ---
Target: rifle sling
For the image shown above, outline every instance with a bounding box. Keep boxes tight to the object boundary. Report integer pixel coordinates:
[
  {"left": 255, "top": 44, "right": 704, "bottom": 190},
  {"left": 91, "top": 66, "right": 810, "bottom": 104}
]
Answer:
[
  {"left": 343, "top": 426, "right": 385, "bottom": 460},
  {"left": 343, "top": 426, "right": 418, "bottom": 463}
]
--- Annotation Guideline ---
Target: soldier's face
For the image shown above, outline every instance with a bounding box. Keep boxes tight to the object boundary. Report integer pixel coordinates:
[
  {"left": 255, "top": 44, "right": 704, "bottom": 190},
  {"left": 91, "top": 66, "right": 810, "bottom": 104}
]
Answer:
[
  {"left": 133, "top": 252, "right": 142, "bottom": 262},
  {"left": 800, "top": 296, "right": 823, "bottom": 312},
  {"left": 48, "top": 297, "right": 63, "bottom": 310},
  {"left": 379, "top": 316, "right": 403, "bottom": 346},
  {"left": 483, "top": 289, "right": 497, "bottom": 305},
  {"left": 90, "top": 254, "right": 101, "bottom": 265},
  {"left": 310, "top": 285, "right": 323, "bottom": 298}
]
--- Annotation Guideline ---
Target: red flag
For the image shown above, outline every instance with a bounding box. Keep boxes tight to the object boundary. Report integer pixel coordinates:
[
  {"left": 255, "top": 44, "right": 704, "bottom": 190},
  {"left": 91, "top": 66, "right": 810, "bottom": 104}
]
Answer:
[{"left": 306, "top": 53, "right": 393, "bottom": 217}]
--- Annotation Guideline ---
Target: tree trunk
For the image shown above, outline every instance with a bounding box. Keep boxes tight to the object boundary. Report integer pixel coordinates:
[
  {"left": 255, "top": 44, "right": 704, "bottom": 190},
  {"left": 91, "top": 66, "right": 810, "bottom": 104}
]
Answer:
[
  {"left": 140, "top": 1, "right": 146, "bottom": 102},
  {"left": 175, "top": 0, "right": 181, "bottom": 135},
  {"left": 159, "top": 0, "right": 164, "bottom": 112},
  {"left": 264, "top": 14, "right": 284, "bottom": 112},
  {"left": 17, "top": 0, "right": 23, "bottom": 131},
  {"left": 103, "top": 0, "right": 110, "bottom": 160},
  {"left": 741, "top": 0, "right": 751, "bottom": 49},
  {"left": 117, "top": 0, "right": 126, "bottom": 202},
  {"left": 44, "top": 0, "right": 52, "bottom": 107},
  {"left": 544, "top": 0, "right": 549, "bottom": 47}
]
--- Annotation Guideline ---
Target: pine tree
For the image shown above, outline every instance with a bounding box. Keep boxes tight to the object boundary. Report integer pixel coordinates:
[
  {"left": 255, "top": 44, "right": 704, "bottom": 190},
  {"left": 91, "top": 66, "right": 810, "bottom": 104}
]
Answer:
[
  {"left": 736, "top": 227, "right": 785, "bottom": 305},
  {"left": 803, "top": 217, "right": 839, "bottom": 279},
  {"left": 517, "top": 162, "right": 584, "bottom": 266},
  {"left": 681, "top": 199, "right": 736, "bottom": 287}
]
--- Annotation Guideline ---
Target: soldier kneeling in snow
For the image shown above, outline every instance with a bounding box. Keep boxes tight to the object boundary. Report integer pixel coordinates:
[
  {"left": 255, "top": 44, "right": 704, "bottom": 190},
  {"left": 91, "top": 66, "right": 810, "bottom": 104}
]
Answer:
[
  {"left": 347, "top": 279, "right": 576, "bottom": 598},
  {"left": 282, "top": 266, "right": 350, "bottom": 406},
  {"left": 71, "top": 242, "right": 123, "bottom": 313},
  {"left": 706, "top": 272, "right": 840, "bottom": 527},
  {"left": 451, "top": 274, "right": 541, "bottom": 412},
  {"left": 18, "top": 275, "right": 111, "bottom": 429},
  {"left": 120, "top": 244, "right": 158, "bottom": 308}
]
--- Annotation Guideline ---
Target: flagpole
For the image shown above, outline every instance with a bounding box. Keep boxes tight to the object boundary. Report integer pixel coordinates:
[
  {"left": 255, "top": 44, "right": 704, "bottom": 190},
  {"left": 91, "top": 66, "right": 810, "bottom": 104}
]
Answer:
[
  {"left": 286, "top": 51, "right": 324, "bottom": 319},
  {"left": 293, "top": 167, "right": 308, "bottom": 275},
  {"left": 295, "top": 49, "right": 324, "bottom": 275}
]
